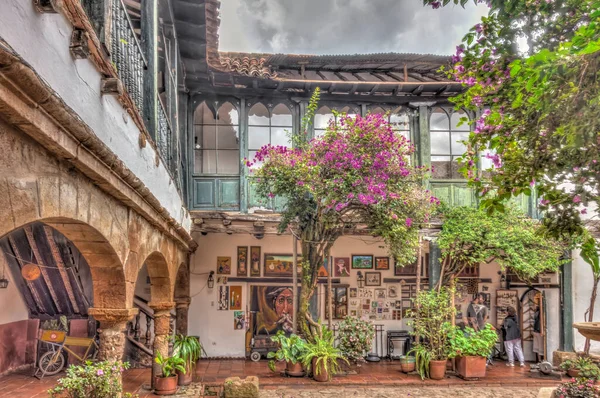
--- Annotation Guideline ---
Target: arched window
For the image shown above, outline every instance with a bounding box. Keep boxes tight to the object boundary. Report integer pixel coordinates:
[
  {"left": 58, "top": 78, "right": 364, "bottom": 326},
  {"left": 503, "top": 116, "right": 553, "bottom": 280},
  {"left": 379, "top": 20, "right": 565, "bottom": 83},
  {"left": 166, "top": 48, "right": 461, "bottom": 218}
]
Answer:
[
  {"left": 369, "top": 106, "right": 410, "bottom": 140},
  {"left": 314, "top": 106, "right": 359, "bottom": 137},
  {"left": 430, "top": 108, "right": 470, "bottom": 179},
  {"left": 248, "top": 103, "right": 293, "bottom": 165},
  {"left": 193, "top": 101, "right": 240, "bottom": 175}
]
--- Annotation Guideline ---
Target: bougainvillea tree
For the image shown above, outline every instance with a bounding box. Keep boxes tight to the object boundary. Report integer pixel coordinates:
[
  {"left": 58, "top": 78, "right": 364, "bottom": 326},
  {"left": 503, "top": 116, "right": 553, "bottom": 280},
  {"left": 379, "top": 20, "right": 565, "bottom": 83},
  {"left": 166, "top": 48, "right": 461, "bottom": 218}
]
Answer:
[{"left": 247, "top": 89, "right": 437, "bottom": 339}]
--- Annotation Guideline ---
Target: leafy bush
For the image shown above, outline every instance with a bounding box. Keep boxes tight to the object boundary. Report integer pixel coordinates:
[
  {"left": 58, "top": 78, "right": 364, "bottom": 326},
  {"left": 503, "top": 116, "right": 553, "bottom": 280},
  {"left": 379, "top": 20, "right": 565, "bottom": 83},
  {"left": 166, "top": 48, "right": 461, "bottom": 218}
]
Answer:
[
  {"left": 48, "top": 361, "right": 136, "bottom": 398},
  {"left": 173, "top": 334, "right": 202, "bottom": 371},
  {"left": 301, "top": 327, "right": 348, "bottom": 380},
  {"left": 448, "top": 324, "right": 498, "bottom": 358},
  {"left": 267, "top": 331, "right": 307, "bottom": 371},
  {"left": 554, "top": 378, "right": 600, "bottom": 398},
  {"left": 155, "top": 352, "right": 186, "bottom": 378},
  {"left": 336, "top": 316, "right": 375, "bottom": 364},
  {"left": 561, "top": 357, "right": 600, "bottom": 381}
]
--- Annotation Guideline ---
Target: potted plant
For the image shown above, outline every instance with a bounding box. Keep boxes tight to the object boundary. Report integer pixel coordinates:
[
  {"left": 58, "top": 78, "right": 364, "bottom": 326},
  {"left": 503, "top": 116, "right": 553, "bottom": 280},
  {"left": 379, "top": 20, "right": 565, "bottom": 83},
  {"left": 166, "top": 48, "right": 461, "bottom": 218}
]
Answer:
[
  {"left": 49, "top": 360, "right": 135, "bottom": 398},
  {"left": 336, "top": 316, "right": 375, "bottom": 368},
  {"left": 172, "top": 334, "right": 202, "bottom": 386},
  {"left": 555, "top": 378, "right": 600, "bottom": 397},
  {"left": 400, "top": 355, "right": 416, "bottom": 373},
  {"left": 267, "top": 331, "right": 307, "bottom": 376},
  {"left": 560, "top": 357, "right": 600, "bottom": 379},
  {"left": 448, "top": 324, "right": 498, "bottom": 379},
  {"left": 154, "top": 352, "right": 186, "bottom": 396},
  {"left": 301, "top": 327, "right": 348, "bottom": 382},
  {"left": 408, "top": 287, "right": 455, "bottom": 380}
]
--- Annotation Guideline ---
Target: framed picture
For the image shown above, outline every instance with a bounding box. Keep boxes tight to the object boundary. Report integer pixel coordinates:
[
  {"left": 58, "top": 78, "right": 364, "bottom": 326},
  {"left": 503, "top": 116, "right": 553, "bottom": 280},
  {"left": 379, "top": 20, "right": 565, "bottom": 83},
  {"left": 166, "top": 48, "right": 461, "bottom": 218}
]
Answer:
[
  {"left": 229, "top": 286, "right": 242, "bottom": 310},
  {"left": 352, "top": 255, "right": 373, "bottom": 269},
  {"left": 375, "top": 288, "right": 386, "bottom": 300},
  {"left": 218, "top": 286, "right": 229, "bottom": 310},
  {"left": 217, "top": 257, "right": 231, "bottom": 275},
  {"left": 264, "top": 253, "right": 301, "bottom": 277},
  {"left": 318, "top": 257, "right": 329, "bottom": 277},
  {"left": 233, "top": 311, "right": 245, "bottom": 330},
  {"left": 237, "top": 247, "right": 248, "bottom": 277},
  {"left": 333, "top": 257, "right": 351, "bottom": 277},
  {"left": 388, "top": 285, "right": 399, "bottom": 298},
  {"left": 349, "top": 288, "right": 357, "bottom": 298},
  {"left": 325, "top": 287, "right": 348, "bottom": 320},
  {"left": 250, "top": 247, "right": 261, "bottom": 276},
  {"left": 365, "top": 272, "right": 381, "bottom": 286},
  {"left": 375, "top": 257, "right": 390, "bottom": 270}
]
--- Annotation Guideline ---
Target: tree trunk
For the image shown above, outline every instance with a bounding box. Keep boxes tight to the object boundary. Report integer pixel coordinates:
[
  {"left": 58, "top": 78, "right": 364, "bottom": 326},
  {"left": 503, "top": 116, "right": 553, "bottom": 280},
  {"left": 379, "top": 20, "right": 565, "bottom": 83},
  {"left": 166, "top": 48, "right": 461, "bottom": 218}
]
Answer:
[{"left": 584, "top": 276, "right": 600, "bottom": 354}]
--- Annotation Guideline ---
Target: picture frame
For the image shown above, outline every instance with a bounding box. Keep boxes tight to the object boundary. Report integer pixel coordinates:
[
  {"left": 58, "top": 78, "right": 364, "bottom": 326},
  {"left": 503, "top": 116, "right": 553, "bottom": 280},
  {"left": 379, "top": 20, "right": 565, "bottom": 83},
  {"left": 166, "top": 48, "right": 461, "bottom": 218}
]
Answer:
[
  {"left": 237, "top": 247, "right": 248, "bottom": 277},
  {"left": 349, "top": 288, "right": 357, "bottom": 298},
  {"left": 264, "top": 253, "right": 302, "bottom": 277},
  {"left": 375, "top": 288, "right": 386, "bottom": 300},
  {"left": 365, "top": 272, "right": 381, "bottom": 286},
  {"left": 388, "top": 285, "right": 399, "bottom": 298},
  {"left": 250, "top": 246, "right": 261, "bottom": 276},
  {"left": 333, "top": 257, "right": 351, "bottom": 277},
  {"left": 375, "top": 257, "right": 390, "bottom": 270},
  {"left": 351, "top": 255, "right": 373, "bottom": 269},
  {"left": 217, "top": 257, "right": 231, "bottom": 275}
]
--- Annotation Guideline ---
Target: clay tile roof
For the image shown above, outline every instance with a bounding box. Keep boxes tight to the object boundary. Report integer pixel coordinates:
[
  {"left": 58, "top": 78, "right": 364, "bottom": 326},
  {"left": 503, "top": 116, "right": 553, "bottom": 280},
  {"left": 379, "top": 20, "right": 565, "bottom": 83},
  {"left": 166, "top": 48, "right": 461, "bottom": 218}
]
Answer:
[{"left": 219, "top": 55, "right": 278, "bottom": 79}]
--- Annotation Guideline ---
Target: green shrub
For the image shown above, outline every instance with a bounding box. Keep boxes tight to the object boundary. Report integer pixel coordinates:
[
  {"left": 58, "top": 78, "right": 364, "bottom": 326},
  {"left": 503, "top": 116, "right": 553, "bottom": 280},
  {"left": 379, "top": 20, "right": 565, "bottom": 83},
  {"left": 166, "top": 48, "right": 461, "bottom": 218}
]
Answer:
[
  {"left": 48, "top": 361, "right": 136, "bottom": 398},
  {"left": 301, "top": 327, "right": 348, "bottom": 380},
  {"left": 448, "top": 324, "right": 498, "bottom": 358},
  {"left": 267, "top": 331, "right": 307, "bottom": 372},
  {"left": 336, "top": 316, "right": 375, "bottom": 364}
]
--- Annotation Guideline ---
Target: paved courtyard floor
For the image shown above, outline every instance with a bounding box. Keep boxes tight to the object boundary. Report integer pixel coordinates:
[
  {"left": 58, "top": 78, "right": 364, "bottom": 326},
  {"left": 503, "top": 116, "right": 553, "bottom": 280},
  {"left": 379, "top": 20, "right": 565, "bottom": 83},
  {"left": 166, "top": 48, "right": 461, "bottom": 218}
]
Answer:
[{"left": 0, "top": 359, "right": 561, "bottom": 397}]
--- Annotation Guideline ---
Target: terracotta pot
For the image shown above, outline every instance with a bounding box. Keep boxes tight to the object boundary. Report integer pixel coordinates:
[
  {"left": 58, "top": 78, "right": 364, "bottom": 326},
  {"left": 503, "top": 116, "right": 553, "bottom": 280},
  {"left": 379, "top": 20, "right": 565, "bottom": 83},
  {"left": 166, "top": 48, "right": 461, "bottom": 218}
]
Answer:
[
  {"left": 429, "top": 360, "right": 447, "bottom": 380},
  {"left": 456, "top": 356, "right": 487, "bottom": 379},
  {"left": 312, "top": 358, "right": 329, "bottom": 382},
  {"left": 567, "top": 368, "right": 580, "bottom": 378},
  {"left": 400, "top": 356, "right": 416, "bottom": 373},
  {"left": 154, "top": 375, "right": 178, "bottom": 395},
  {"left": 286, "top": 361, "right": 304, "bottom": 377},
  {"left": 177, "top": 367, "right": 193, "bottom": 386}
]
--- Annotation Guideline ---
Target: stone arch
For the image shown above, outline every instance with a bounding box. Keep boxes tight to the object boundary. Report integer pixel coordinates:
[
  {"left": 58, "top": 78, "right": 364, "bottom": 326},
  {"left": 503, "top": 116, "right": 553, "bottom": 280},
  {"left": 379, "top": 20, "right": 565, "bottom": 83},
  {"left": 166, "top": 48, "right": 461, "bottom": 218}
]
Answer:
[{"left": 143, "top": 251, "right": 173, "bottom": 304}]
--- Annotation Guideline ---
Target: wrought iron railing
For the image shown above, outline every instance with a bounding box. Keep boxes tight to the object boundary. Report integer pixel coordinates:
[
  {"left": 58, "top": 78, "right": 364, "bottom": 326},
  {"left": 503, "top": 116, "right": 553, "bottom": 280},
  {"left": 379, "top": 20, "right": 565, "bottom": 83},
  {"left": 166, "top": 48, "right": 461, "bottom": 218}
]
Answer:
[
  {"left": 157, "top": 101, "right": 172, "bottom": 168},
  {"left": 110, "top": 0, "right": 146, "bottom": 117}
]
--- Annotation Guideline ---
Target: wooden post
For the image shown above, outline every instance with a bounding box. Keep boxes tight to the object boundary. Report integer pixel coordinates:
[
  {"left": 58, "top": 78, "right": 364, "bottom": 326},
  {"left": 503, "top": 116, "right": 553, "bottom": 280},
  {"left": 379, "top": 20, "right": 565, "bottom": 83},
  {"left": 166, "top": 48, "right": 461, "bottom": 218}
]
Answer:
[
  {"left": 141, "top": 0, "right": 158, "bottom": 139},
  {"left": 292, "top": 235, "right": 298, "bottom": 334},
  {"left": 415, "top": 235, "right": 423, "bottom": 298},
  {"left": 327, "top": 253, "right": 333, "bottom": 330},
  {"left": 240, "top": 98, "right": 249, "bottom": 213}
]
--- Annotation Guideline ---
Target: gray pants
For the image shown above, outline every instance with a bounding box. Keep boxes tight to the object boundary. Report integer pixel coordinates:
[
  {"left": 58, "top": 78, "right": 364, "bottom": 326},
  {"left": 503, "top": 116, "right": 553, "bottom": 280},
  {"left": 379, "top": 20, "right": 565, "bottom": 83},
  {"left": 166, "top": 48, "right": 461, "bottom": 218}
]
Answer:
[{"left": 504, "top": 338, "right": 525, "bottom": 365}]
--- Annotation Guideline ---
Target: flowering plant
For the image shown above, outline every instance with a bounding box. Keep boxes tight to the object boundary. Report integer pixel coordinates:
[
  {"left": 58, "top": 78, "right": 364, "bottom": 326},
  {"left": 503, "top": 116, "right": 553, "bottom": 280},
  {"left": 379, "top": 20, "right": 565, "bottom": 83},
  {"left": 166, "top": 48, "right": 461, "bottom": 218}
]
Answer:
[
  {"left": 336, "top": 316, "right": 375, "bottom": 364},
  {"left": 48, "top": 361, "right": 136, "bottom": 398},
  {"left": 554, "top": 378, "right": 600, "bottom": 398}
]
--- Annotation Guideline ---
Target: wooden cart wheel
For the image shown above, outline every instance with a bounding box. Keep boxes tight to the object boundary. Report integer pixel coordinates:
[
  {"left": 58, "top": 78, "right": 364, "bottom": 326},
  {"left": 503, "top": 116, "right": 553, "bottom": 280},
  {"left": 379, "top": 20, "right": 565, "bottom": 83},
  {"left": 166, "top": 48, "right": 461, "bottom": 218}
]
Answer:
[
  {"left": 39, "top": 351, "right": 65, "bottom": 376},
  {"left": 250, "top": 351, "right": 261, "bottom": 362}
]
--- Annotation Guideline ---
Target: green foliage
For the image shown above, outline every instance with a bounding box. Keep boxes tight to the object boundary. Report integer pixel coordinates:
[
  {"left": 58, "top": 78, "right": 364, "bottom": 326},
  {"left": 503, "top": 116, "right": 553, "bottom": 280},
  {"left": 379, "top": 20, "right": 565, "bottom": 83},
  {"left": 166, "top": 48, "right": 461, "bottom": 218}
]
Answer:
[
  {"left": 581, "top": 235, "right": 600, "bottom": 279},
  {"left": 155, "top": 352, "right": 186, "bottom": 378},
  {"left": 336, "top": 316, "right": 376, "bottom": 364},
  {"left": 172, "top": 334, "right": 202, "bottom": 371},
  {"left": 561, "top": 357, "right": 600, "bottom": 380},
  {"left": 448, "top": 324, "right": 498, "bottom": 358},
  {"left": 41, "top": 315, "right": 68, "bottom": 332},
  {"left": 410, "top": 343, "right": 432, "bottom": 380},
  {"left": 48, "top": 361, "right": 136, "bottom": 398},
  {"left": 301, "top": 327, "right": 348, "bottom": 380},
  {"left": 267, "top": 331, "right": 307, "bottom": 371},
  {"left": 438, "top": 206, "right": 567, "bottom": 281}
]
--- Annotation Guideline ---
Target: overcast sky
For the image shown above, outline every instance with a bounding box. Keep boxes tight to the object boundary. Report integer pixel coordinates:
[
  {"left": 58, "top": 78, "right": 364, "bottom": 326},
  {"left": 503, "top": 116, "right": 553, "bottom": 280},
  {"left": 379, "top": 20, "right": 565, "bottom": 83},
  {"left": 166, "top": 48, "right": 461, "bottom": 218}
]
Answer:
[{"left": 218, "top": 0, "right": 489, "bottom": 56}]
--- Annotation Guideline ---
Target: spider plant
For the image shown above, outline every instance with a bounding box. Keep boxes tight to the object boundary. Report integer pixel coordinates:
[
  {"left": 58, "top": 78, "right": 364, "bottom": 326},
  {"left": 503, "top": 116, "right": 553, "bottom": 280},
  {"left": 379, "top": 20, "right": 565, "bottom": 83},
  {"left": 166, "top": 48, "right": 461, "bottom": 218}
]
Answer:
[
  {"left": 301, "top": 327, "right": 348, "bottom": 381},
  {"left": 173, "top": 334, "right": 202, "bottom": 371}
]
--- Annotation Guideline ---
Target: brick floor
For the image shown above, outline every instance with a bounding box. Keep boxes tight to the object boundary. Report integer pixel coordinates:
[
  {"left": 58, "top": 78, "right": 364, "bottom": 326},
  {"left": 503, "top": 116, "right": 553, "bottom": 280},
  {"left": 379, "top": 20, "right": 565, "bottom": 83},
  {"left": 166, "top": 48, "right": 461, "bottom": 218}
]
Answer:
[{"left": 0, "top": 359, "right": 563, "bottom": 397}]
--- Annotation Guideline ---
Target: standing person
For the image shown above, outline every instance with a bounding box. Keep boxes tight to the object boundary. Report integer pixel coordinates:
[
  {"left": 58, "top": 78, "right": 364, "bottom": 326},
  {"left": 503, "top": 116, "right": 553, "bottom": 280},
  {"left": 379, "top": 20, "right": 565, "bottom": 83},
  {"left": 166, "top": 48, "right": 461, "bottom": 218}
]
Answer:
[
  {"left": 503, "top": 306, "right": 525, "bottom": 367},
  {"left": 467, "top": 293, "right": 489, "bottom": 331}
]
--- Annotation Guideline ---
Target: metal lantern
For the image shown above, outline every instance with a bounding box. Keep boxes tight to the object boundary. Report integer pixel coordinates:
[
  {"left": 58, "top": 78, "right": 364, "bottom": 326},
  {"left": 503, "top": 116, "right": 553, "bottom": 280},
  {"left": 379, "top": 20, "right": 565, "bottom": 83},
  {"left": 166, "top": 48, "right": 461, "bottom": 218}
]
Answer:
[
  {"left": 357, "top": 271, "right": 365, "bottom": 288},
  {"left": 207, "top": 271, "right": 215, "bottom": 289},
  {"left": 0, "top": 278, "right": 8, "bottom": 289}
]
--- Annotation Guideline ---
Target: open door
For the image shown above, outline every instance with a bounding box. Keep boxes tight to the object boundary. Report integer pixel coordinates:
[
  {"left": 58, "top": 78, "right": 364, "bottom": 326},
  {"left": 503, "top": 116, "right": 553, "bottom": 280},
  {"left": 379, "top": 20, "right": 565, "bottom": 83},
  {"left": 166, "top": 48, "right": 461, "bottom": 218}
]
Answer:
[{"left": 520, "top": 288, "right": 546, "bottom": 362}]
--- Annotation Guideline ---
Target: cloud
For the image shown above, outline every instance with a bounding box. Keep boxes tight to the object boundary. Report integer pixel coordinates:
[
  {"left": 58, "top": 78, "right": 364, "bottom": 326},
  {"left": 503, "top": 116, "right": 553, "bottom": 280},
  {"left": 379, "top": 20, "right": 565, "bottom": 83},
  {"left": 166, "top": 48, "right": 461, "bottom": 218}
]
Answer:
[{"left": 219, "top": 0, "right": 489, "bottom": 55}]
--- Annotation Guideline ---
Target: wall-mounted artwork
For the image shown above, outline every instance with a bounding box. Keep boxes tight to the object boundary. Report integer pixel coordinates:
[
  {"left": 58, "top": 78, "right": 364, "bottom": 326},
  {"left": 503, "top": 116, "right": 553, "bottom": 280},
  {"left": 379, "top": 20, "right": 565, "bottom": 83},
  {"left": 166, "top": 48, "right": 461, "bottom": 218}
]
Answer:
[
  {"left": 229, "top": 286, "right": 242, "bottom": 310},
  {"left": 333, "top": 257, "right": 350, "bottom": 277},
  {"left": 217, "top": 257, "right": 231, "bottom": 275},
  {"left": 250, "top": 247, "right": 261, "bottom": 276},
  {"left": 375, "top": 257, "right": 390, "bottom": 270},
  {"left": 325, "top": 286, "right": 348, "bottom": 320},
  {"left": 349, "top": 288, "right": 357, "bottom": 298},
  {"left": 352, "top": 255, "right": 373, "bottom": 269},
  {"left": 234, "top": 311, "right": 245, "bottom": 330},
  {"left": 375, "top": 288, "right": 386, "bottom": 300},
  {"left": 264, "top": 254, "right": 301, "bottom": 277},
  {"left": 365, "top": 272, "right": 381, "bottom": 286},
  {"left": 318, "top": 257, "right": 329, "bottom": 277},
  {"left": 218, "top": 286, "right": 229, "bottom": 310},
  {"left": 237, "top": 247, "right": 248, "bottom": 277},
  {"left": 388, "top": 285, "right": 399, "bottom": 298}
]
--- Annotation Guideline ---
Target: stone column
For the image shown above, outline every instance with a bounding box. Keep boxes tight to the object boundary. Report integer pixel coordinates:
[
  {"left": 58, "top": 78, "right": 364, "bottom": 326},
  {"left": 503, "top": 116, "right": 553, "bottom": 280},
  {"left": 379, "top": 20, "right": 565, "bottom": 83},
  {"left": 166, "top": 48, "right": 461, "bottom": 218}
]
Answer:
[
  {"left": 150, "top": 302, "right": 175, "bottom": 388},
  {"left": 89, "top": 308, "right": 139, "bottom": 362},
  {"left": 175, "top": 298, "right": 191, "bottom": 335}
]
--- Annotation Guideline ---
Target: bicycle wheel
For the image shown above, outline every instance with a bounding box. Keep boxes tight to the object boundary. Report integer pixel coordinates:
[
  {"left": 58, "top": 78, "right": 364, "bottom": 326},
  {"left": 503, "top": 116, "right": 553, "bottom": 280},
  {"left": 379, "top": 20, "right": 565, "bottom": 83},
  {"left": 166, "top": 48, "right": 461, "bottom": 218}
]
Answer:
[{"left": 39, "top": 351, "right": 65, "bottom": 376}]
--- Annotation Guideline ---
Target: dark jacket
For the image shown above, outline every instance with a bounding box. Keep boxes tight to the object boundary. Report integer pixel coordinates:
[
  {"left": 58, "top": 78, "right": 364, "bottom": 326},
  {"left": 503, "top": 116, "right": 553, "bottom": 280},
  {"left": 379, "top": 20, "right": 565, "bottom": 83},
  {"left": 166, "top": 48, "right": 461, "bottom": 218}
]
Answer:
[{"left": 503, "top": 314, "right": 521, "bottom": 341}]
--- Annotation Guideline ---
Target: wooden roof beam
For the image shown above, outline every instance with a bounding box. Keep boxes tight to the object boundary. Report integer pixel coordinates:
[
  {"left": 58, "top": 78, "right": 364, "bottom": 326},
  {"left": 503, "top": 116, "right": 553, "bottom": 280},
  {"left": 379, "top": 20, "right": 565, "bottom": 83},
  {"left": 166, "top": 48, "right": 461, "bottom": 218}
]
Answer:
[
  {"left": 352, "top": 73, "right": 366, "bottom": 82},
  {"left": 334, "top": 72, "right": 348, "bottom": 81},
  {"left": 412, "top": 85, "right": 425, "bottom": 95},
  {"left": 369, "top": 84, "right": 381, "bottom": 95},
  {"left": 328, "top": 83, "right": 337, "bottom": 94}
]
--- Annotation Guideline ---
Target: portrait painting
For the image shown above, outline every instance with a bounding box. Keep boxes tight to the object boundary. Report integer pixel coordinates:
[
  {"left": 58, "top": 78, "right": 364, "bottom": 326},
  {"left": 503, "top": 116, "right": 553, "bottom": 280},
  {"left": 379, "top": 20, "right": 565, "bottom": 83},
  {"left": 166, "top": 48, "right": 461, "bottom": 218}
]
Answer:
[
  {"left": 352, "top": 255, "right": 373, "bottom": 269},
  {"left": 333, "top": 257, "right": 351, "bottom": 277},
  {"left": 229, "top": 286, "right": 242, "bottom": 310},
  {"left": 237, "top": 247, "right": 248, "bottom": 277},
  {"left": 250, "top": 247, "right": 261, "bottom": 276},
  {"left": 375, "top": 257, "right": 390, "bottom": 270},
  {"left": 365, "top": 272, "right": 381, "bottom": 286},
  {"left": 264, "top": 254, "right": 302, "bottom": 277},
  {"left": 217, "top": 257, "right": 231, "bottom": 275}
]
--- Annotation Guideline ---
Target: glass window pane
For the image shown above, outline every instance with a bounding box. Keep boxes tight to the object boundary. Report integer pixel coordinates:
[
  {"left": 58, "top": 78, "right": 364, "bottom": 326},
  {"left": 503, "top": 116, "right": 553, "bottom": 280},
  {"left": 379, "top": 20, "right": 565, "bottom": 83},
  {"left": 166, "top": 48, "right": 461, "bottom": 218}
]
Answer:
[
  {"left": 218, "top": 125, "right": 239, "bottom": 150},
  {"left": 217, "top": 102, "right": 239, "bottom": 126},
  {"left": 431, "top": 156, "right": 452, "bottom": 179},
  {"left": 431, "top": 131, "right": 451, "bottom": 155},
  {"left": 249, "top": 103, "right": 270, "bottom": 125},
  {"left": 430, "top": 108, "right": 450, "bottom": 131},
  {"left": 451, "top": 157, "right": 463, "bottom": 179},
  {"left": 271, "top": 127, "right": 291, "bottom": 147},
  {"left": 390, "top": 108, "right": 409, "bottom": 129},
  {"left": 194, "top": 102, "right": 216, "bottom": 124},
  {"left": 248, "top": 150, "right": 262, "bottom": 169},
  {"left": 249, "top": 126, "right": 270, "bottom": 149},
  {"left": 198, "top": 150, "right": 217, "bottom": 174},
  {"left": 315, "top": 129, "right": 326, "bottom": 138},
  {"left": 451, "top": 111, "right": 470, "bottom": 131},
  {"left": 314, "top": 107, "right": 333, "bottom": 129},
  {"left": 451, "top": 131, "right": 469, "bottom": 155},
  {"left": 370, "top": 107, "right": 386, "bottom": 116},
  {"left": 271, "top": 104, "right": 293, "bottom": 126},
  {"left": 195, "top": 125, "right": 216, "bottom": 149},
  {"left": 339, "top": 106, "right": 358, "bottom": 117},
  {"left": 217, "top": 150, "right": 240, "bottom": 175}
]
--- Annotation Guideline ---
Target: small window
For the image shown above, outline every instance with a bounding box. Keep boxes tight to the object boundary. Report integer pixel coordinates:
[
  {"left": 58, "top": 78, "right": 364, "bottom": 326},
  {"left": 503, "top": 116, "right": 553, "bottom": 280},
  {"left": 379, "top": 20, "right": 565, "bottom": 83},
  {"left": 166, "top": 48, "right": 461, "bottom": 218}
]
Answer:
[
  {"left": 248, "top": 103, "right": 293, "bottom": 166},
  {"left": 193, "top": 101, "right": 240, "bottom": 175},
  {"left": 430, "top": 108, "right": 470, "bottom": 179}
]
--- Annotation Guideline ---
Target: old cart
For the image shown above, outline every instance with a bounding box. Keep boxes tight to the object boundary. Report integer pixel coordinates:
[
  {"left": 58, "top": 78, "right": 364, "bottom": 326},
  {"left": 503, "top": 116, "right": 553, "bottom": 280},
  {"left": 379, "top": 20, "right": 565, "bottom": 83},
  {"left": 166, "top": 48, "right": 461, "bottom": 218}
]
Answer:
[{"left": 35, "top": 330, "right": 98, "bottom": 379}]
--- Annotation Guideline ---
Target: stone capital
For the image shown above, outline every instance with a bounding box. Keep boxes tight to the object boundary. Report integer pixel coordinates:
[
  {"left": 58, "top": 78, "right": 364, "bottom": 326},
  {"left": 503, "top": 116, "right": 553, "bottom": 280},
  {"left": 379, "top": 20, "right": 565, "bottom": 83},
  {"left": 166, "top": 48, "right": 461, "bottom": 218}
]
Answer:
[
  {"left": 175, "top": 297, "right": 191, "bottom": 308},
  {"left": 88, "top": 307, "right": 138, "bottom": 326},
  {"left": 148, "top": 301, "right": 176, "bottom": 312}
]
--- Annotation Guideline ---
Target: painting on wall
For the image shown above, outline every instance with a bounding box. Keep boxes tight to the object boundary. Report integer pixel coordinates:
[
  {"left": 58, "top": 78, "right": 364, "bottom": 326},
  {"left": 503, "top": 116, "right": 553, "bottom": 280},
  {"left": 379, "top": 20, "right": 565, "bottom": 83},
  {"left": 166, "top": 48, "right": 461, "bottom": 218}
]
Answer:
[
  {"left": 375, "top": 288, "right": 386, "bottom": 300},
  {"left": 250, "top": 247, "right": 261, "bottom": 276},
  {"left": 333, "top": 257, "right": 351, "bottom": 277},
  {"left": 318, "top": 257, "right": 329, "bottom": 277},
  {"left": 217, "top": 257, "right": 231, "bottom": 275},
  {"left": 349, "top": 288, "right": 357, "bottom": 298},
  {"left": 229, "top": 286, "right": 242, "bottom": 310},
  {"left": 218, "top": 286, "right": 229, "bottom": 310},
  {"left": 352, "top": 255, "right": 373, "bottom": 269},
  {"left": 237, "top": 247, "right": 248, "bottom": 277},
  {"left": 375, "top": 257, "right": 390, "bottom": 270},
  {"left": 234, "top": 311, "right": 245, "bottom": 330},
  {"left": 365, "top": 272, "right": 381, "bottom": 286},
  {"left": 264, "top": 254, "right": 302, "bottom": 277},
  {"left": 388, "top": 285, "right": 399, "bottom": 298}
]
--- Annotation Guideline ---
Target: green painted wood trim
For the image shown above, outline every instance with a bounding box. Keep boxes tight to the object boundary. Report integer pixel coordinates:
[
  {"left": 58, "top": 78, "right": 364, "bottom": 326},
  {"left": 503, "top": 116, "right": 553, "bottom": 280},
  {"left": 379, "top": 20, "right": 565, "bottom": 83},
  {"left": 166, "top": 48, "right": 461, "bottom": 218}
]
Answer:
[
  {"left": 561, "top": 254, "right": 574, "bottom": 352},
  {"left": 141, "top": 0, "right": 158, "bottom": 139},
  {"left": 240, "top": 98, "right": 249, "bottom": 213},
  {"left": 418, "top": 106, "right": 431, "bottom": 169},
  {"left": 428, "top": 241, "right": 441, "bottom": 289}
]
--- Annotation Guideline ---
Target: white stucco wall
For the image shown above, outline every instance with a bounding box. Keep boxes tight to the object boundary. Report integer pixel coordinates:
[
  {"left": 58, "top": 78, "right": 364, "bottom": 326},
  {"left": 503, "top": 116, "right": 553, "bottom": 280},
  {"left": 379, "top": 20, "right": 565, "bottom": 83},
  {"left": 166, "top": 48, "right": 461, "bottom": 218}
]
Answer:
[
  {"left": 572, "top": 249, "right": 600, "bottom": 354},
  {"left": 0, "top": 1, "right": 190, "bottom": 231},
  {"left": 188, "top": 232, "right": 562, "bottom": 360},
  {"left": 0, "top": 256, "right": 29, "bottom": 326}
]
